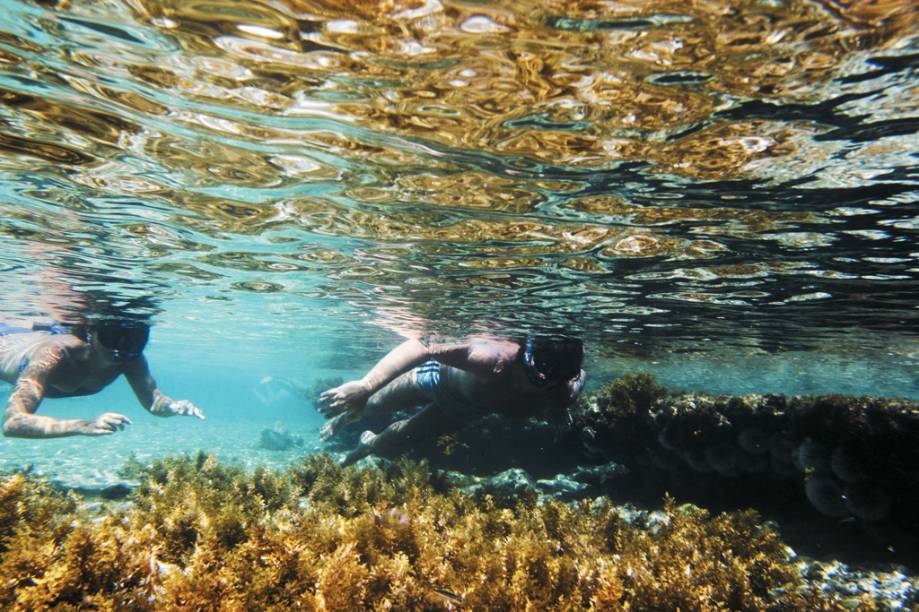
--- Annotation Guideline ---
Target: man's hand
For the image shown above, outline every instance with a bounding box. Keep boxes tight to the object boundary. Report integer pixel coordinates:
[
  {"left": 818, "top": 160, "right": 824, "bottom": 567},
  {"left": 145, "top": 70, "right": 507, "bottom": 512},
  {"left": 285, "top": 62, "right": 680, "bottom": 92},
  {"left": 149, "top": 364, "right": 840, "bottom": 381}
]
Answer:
[
  {"left": 166, "top": 399, "right": 206, "bottom": 420},
  {"left": 79, "top": 412, "right": 132, "bottom": 435},
  {"left": 569, "top": 369, "right": 586, "bottom": 401},
  {"left": 318, "top": 380, "right": 371, "bottom": 417},
  {"left": 151, "top": 391, "right": 206, "bottom": 419}
]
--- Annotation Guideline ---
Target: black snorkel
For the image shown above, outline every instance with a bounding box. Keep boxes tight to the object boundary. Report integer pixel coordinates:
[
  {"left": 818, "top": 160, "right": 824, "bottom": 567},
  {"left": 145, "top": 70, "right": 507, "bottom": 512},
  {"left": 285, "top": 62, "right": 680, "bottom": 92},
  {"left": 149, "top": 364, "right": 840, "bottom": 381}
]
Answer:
[{"left": 521, "top": 336, "right": 550, "bottom": 387}]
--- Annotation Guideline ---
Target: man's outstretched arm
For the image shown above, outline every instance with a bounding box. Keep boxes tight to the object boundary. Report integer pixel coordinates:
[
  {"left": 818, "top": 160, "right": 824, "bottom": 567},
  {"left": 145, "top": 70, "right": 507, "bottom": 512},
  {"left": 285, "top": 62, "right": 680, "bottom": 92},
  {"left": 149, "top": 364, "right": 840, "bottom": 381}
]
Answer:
[
  {"left": 124, "top": 355, "right": 205, "bottom": 420},
  {"left": 319, "top": 339, "right": 432, "bottom": 414},
  {"left": 318, "top": 338, "right": 489, "bottom": 415},
  {"left": 2, "top": 348, "right": 129, "bottom": 438},
  {"left": 359, "top": 338, "right": 432, "bottom": 393}
]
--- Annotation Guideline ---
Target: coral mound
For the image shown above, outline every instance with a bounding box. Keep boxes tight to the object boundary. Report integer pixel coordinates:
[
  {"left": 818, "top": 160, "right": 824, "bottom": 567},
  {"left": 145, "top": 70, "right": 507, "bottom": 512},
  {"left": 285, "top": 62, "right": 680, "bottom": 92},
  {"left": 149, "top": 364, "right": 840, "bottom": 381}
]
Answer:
[
  {"left": 570, "top": 375, "right": 919, "bottom": 563},
  {"left": 0, "top": 453, "right": 844, "bottom": 610}
]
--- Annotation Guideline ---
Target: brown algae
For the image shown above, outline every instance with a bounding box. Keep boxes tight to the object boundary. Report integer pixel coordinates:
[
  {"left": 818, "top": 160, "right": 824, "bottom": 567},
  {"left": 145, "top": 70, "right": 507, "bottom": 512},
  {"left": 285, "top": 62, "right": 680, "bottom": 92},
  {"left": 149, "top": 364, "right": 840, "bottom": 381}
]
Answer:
[{"left": 0, "top": 452, "right": 854, "bottom": 610}]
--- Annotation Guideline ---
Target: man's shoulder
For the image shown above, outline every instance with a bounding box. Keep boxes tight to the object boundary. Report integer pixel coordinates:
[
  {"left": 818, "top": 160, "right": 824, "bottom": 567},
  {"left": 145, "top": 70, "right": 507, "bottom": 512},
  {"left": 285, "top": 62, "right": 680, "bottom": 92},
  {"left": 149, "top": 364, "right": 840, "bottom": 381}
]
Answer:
[
  {"left": 467, "top": 338, "right": 520, "bottom": 366},
  {"left": 35, "top": 333, "right": 86, "bottom": 361},
  {"left": 465, "top": 336, "right": 519, "bottom": 352},
  {"left": 42, "top": 332, "right": 84, "bottom": 348}
]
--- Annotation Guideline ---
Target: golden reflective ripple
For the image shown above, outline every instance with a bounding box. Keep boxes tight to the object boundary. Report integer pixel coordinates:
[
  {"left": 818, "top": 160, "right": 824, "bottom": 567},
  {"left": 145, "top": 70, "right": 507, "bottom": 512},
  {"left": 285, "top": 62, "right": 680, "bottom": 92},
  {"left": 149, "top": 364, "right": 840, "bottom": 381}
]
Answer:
[
  {"left": 0, "top": 0, "right": 915, "bottom": 342},
  {"left": 121, "top": 0, "right": 916, "bottom": 175}
]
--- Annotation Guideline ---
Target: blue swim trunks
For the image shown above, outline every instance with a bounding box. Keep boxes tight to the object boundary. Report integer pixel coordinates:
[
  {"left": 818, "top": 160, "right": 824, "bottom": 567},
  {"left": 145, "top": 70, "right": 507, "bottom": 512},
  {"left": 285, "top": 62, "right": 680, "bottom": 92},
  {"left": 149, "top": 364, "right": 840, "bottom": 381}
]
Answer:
[
  {"left": 414, "top": 360, "right": 441, "bottom": 392},
  {"left": 413, "top": 360, "right": 489, "bottom": 423},
  {"left": 0, "top": 323, "right": 31, "bottom": 336}
]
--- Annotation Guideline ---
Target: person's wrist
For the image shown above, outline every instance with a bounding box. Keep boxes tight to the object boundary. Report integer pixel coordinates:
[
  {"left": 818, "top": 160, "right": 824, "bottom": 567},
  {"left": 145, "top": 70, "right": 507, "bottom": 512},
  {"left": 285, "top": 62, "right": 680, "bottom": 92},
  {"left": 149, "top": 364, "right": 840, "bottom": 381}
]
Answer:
[
  {"left": 151, "top": 391, "right": 174, "bottom": 415},
  {"left": 74, "top": 419, "right": 92, "bottom": 434}
]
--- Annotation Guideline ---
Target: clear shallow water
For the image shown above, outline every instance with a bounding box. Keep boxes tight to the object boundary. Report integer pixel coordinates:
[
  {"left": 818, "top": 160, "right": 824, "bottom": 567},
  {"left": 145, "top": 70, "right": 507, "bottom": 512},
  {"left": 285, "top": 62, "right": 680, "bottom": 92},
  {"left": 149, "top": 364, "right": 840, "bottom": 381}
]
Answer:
[{"left": 0, "top": 0, "right": 918, "bottom": 470}]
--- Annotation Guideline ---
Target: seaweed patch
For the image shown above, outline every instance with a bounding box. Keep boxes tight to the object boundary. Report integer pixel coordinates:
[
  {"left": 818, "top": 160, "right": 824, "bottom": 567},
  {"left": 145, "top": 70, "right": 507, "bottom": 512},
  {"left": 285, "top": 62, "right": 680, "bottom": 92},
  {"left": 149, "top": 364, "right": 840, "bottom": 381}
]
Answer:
[{"left": 0, "top": 452, "right": 843, "bottom": 609}]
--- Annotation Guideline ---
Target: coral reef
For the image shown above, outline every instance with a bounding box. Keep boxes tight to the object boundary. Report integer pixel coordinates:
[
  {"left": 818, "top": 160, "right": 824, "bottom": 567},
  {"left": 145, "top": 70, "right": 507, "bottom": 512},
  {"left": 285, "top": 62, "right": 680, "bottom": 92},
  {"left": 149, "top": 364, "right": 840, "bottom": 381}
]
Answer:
[
  {"left": 569, "top": 375, "right": 919, "bottom": 564},
  {"left": 0, "top": 453, "right": 854, "bottom": 610}
]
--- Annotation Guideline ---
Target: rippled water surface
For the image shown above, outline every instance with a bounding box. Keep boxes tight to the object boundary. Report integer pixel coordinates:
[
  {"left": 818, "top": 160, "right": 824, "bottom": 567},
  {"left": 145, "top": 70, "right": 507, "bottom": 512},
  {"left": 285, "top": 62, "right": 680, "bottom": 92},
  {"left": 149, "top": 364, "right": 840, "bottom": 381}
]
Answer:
[{"left": 0, "top": 0, "right": 917, "bottom": 397}]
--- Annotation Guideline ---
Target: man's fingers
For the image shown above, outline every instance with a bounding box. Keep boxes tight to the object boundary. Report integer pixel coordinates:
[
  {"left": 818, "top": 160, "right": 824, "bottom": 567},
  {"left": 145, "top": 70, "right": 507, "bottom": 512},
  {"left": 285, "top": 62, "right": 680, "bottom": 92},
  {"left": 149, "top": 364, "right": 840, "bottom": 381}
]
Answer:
[
  {"left": 318, "top": 392, "right": 338, "bottom": 407},
  {"left": 87, "top": 412, "right": 131, "bottom": 435},
  {"left": 169, "top": 400, "right": 206, "bottom": 420},
  {"left": 100, "top": 412, "right": 131, "bottom": 426}
]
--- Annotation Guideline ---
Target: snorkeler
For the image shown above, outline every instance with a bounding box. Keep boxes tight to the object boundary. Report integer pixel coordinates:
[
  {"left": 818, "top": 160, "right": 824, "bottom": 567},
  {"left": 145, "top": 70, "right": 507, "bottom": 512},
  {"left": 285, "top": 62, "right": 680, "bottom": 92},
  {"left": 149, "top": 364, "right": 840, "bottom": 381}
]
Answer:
[
  {"left": 1, "top": 319, "right": 204, "bottom": 438},
  {"left": 318, "top": 335, "right": 585, "bottom": 466}
]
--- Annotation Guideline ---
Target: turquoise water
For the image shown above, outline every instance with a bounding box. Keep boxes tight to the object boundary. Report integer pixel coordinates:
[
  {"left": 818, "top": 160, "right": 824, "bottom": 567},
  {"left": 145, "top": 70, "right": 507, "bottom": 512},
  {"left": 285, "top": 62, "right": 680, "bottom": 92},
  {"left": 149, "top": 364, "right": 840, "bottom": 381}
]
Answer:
[{"left": 0, "top": 0, "right": 917, "bottom": 474}]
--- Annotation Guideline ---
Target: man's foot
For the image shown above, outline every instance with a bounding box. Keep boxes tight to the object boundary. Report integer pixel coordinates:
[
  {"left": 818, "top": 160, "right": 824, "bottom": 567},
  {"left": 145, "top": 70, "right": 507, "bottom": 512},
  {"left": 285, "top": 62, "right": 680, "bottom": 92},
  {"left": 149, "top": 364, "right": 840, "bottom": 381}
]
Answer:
[{"left": 338, "top": 430, "right": 377, "bottom": 467}]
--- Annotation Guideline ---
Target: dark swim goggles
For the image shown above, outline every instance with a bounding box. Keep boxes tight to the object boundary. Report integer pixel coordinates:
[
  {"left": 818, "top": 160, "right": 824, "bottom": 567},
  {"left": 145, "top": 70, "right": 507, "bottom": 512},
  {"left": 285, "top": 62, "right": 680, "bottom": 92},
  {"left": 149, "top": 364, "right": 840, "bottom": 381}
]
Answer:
[
  {"left": 522, "top": 337, "right": 555, "bottom": 387},
  {"left": 95, "top": 322, "right": 149, "bottom": 361},
  {"left": 521, "top": 336, "right": 582, "bottom": 387}
]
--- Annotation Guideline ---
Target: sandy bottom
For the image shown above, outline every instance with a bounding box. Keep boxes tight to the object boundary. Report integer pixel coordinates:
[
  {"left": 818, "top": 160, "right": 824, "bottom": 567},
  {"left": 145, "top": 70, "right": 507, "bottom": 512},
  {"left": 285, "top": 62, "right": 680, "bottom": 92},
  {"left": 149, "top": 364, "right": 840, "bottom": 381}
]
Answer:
[{"left": 0, "top": 417, "right": 325, "bottom": 490}]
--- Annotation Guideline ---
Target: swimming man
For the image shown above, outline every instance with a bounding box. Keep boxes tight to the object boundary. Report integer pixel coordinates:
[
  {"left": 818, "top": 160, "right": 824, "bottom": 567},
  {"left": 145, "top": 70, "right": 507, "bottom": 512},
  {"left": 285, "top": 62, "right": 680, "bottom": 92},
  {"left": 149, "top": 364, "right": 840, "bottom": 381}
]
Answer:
[
  {"left": 319, "top": 335, "right": 585, "bottom": 465},
  {"left": 1, "top": 319, "right": 204, "bottom": 438}
]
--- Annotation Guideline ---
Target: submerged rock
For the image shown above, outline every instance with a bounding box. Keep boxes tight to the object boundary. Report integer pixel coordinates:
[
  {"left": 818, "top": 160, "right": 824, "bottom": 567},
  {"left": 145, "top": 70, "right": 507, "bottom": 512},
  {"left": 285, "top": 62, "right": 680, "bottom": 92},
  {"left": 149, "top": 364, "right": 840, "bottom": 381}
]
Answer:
[
  {"left": 258, "top": 426, "right": 305, "bottom": 451},
  {"left": 568, "top": 374, "right": 919, "bottom": 562},
  {"left": 536, "top": 475, "right": 588, "bottom": 498},
  {"left": 49, "top": 479, "right": 137, "bottom": 500},
  {"left": 843, "top": 483, "right": 891, "bottom": 523},
  {"left": 804, "top": 476, "right": 848, "bottom": 518},
  {"left": 472, "top": 468, "right": 536, "bottom": 497}
]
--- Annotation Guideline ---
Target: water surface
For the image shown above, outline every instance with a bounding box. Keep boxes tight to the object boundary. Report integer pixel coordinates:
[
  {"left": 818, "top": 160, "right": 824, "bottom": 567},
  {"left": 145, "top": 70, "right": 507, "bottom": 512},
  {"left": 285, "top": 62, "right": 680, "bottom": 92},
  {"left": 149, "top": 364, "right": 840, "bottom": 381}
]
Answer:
[{"left": 0, "top": 0, "right": 917, "bottom": 417}]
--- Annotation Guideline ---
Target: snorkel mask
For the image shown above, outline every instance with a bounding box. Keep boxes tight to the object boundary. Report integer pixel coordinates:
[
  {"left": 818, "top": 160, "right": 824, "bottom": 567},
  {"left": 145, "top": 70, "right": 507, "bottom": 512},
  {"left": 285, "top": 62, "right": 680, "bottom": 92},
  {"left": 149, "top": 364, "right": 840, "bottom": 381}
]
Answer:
[
  {"left": 94, "top": 320, "right": 150, "bottom": 361},
  {"left": 521, "top": 336, "right": 583, "bottom": 388}
]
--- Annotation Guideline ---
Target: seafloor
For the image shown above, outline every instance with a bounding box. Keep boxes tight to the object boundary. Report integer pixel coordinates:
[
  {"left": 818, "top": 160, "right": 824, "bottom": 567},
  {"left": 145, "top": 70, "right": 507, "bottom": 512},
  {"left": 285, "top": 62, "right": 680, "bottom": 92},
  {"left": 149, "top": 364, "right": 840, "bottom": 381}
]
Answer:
[{"left": 1, "top": 375, "right": 918, "bottom": 609}]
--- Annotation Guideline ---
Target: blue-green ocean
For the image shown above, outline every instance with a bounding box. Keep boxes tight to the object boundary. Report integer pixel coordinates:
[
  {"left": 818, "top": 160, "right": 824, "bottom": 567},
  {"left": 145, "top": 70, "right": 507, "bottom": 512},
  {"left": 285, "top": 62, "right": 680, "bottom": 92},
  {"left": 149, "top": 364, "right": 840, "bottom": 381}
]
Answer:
[{"left": 0, "top": 0, "right": 918, "bottom": 604}]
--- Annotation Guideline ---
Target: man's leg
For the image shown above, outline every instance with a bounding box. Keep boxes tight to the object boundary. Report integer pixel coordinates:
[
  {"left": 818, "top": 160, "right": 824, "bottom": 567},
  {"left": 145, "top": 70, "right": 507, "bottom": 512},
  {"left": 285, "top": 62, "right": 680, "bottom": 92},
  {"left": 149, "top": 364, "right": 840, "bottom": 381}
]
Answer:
[{"left": 340, "top": 403, "right": 456, "bottom": 466}]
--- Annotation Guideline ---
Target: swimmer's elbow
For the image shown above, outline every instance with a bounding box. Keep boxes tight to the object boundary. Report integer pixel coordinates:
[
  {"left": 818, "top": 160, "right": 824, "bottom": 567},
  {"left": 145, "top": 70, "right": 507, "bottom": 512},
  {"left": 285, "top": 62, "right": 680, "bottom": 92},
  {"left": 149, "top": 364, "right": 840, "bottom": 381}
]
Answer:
[
  {"left": 2, "top": 413, "right": 26, "bottom": 438},
  {"left": 399, "top": 338, "right": 435, "bottom": 363}
]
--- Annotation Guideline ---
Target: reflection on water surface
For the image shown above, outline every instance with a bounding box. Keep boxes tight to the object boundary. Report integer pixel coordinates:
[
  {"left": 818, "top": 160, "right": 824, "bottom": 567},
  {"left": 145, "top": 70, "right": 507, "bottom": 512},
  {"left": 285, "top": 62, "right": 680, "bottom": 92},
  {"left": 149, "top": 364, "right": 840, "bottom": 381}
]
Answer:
[{"left": 0, "top": 0, "right": 917, "bottom": 363}]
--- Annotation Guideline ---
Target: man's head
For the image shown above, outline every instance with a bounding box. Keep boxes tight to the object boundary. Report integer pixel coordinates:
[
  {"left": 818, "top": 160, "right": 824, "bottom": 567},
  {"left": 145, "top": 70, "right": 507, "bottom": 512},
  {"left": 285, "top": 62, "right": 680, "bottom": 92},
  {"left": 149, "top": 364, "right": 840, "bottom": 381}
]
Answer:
[
  {"left": 520, "top": 335, "right": 584, "bottom": 387},
  {"left": 89, "top": 319, "right": 150, "bottom": 362}
]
